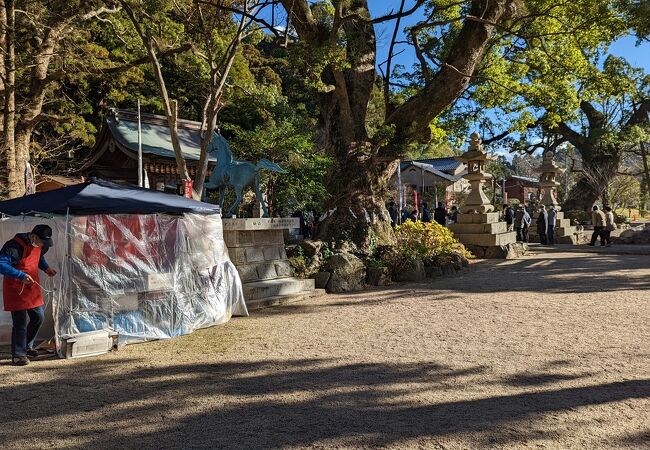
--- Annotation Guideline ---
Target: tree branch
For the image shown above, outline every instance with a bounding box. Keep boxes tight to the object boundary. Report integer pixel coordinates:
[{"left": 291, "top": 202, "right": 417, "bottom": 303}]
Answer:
[
  {"left": 197, "top": 0, "right": 282, "bottom": 37},
  {"left": 552, "top": 121, "right": 586, "bottom": 148},
  {"left": 383, "top": 0, "right": 520, "bottom": 149},
  {"left": 383, "top": 0, "right": 406, "bottom": 120}
]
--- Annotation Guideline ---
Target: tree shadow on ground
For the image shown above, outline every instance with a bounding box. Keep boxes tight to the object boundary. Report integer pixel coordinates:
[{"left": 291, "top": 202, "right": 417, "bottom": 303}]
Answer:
[
  {"left": 250, "top": 253, "right": 649, "bottom": 318},
  {"left": 391, "top": 253, "right": 650, "bottom": 295},
  {"left": 0, "top": 358, "right": 647, "bottom": 449}
]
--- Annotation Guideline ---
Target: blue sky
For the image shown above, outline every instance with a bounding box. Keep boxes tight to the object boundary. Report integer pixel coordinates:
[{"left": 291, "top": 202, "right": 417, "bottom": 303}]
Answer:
[{"left": 367, "top": 1, "right": 650, "bottom": 74}]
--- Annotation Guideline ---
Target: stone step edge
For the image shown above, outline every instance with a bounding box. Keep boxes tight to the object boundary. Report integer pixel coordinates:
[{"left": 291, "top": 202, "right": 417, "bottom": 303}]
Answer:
[
  {"left": 246, "top": 289, "right": 326, "bottom": 311},
  {"left": 242, "top": 277, "right": 316, "bottom": 301}
]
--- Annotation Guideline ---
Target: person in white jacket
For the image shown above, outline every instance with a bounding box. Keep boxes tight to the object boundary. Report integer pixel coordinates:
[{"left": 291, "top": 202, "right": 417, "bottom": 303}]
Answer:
[{"left": 603, "top": 206, "right": 617, "bottom": 247}]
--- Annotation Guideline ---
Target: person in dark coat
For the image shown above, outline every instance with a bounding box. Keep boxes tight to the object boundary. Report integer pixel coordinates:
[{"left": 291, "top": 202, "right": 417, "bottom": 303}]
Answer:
[
  {"left": 547, "top": 206, "right": 557, "bottom": 245},
  {"left": 421, "top": 202, "right": 432, "bottom": 222},
  {"left": 387, "top": 201, "right": 398, "bottom": 227},
  {"left": 433, "top": 202, "right": 447, "bottom": 226},
  {"left": 514, "top": 206, "right": 526, "bottom": 242},
  {"left": 0, "top": 225, "right": 57, "bottom": 366},
  {"left": 503, "top": 204, "right": 515, "bottom": 231},
  {"left": 537, "top": 205, "right": 548, "bottom": 245}
]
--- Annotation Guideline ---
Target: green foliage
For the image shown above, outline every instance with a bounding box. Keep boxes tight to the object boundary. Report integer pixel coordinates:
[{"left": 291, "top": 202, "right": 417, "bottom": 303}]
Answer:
[
  {"left": 222, "top": 83, "right": 332, "bottom": 214},
  {"left": 383, "top": 220, "right": 472, "bottom": 271},
  {"left": 288, "top": 246, "right": 311, "bottom": 278}
]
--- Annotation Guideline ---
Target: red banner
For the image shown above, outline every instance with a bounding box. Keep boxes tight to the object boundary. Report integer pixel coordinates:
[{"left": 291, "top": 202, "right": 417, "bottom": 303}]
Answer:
[{"left": 183, "top": 179, "right": 193, "bottom": 199}]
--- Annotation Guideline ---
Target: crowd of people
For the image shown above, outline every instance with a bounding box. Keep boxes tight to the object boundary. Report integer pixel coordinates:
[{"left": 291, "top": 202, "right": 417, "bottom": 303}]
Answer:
[
  {"left": 389, "top": 200, "right": 618, "bottom": 247},
  {"left": 387, "top": 201, "right": 459, "bottom": 227}
]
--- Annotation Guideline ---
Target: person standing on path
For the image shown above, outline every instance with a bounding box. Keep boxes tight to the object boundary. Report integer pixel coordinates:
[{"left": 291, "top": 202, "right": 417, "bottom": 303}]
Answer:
[
  {"left": 433, "top": 202, "right": 447, "bottom": 226},
  {"left": 590, "top": 205, "right": 607, "bottom": 246},
  {"left": 421, "top": 202, "right": 432, "bottom": 223},
  {"left": 503, "top": 204, "right": 515, "bottom": 232},
  {"left": 448, "top": 205, "right": 459, "bottom": 224},
  {"left": 603, "top": 206, "right": 617, "bottom": 247},
  {"left": 0, "top": 225, "right": 57, "bottom": 366},
  {"left": 513, "top": 205, "right": 530, "bottom": 242},
  {"left": 522, "top": 207, "right": 531, "bottom": 243},
  {"left": 537, "top": 205, "right": 548, "bottom": 245},
  {"left": 547, "top": 206, "right": 557, "bottom": 245}
]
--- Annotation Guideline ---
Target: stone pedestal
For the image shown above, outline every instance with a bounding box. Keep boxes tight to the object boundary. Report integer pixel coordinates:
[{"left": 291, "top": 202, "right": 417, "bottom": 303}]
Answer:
[
  {"left": 223, "top": 218, "right": 321, "bottom": 309},
  {"left": 448, "top": 133, "right": 521, "bottom": 259},
  {"left": 449, "top": 212, "right": 519, "bottom": 257}
]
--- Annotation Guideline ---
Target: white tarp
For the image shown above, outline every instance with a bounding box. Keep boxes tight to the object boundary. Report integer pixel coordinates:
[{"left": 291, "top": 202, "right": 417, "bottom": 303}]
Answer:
[{"left": 0, "top": 213, "right": 247, "bottom": 355}]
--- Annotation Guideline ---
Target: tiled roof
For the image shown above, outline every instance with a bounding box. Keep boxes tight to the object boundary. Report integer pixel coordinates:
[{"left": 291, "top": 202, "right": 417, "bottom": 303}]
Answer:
[
  {"left": 104, "top": 109, "right": 223, "bottom": 162},
  {"left": 400, "top": 157, "right": 461, "bottom": 174},
  {"left": 406, "top": 161, "right": 458, "bottom": 182},
  {"left": 509, "top": 175, "right": 538, "bottom": 183}
]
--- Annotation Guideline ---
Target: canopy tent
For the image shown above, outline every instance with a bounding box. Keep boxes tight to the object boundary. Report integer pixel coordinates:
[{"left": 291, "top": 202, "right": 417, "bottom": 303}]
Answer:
[
  {"left": 0, "top": 178, "right": 219, "bottom": 216},
  {"left": 0, "top": 181, "right": 245, "bottom": 356}
]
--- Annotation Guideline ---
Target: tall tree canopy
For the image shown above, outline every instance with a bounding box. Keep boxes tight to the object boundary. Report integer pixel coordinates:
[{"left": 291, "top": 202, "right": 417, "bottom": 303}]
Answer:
[{"left": 459, "top": 0, "right": 650, "bottom": 210}]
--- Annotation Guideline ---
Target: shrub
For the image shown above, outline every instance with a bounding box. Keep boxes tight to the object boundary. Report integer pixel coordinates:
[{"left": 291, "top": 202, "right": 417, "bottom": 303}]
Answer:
[
  {"left": 383, "top": 220, "right": 472, "bottom": 271},
  {"left": 564, "top": 209, "right": 591, "bottom": 225},
  {"left": 288, "top": 255, "right": 311, "bottom": 277}
]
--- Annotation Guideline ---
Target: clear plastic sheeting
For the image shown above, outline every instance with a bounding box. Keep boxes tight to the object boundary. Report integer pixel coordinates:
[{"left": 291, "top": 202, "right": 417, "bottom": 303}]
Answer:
[{"left": 0, "top": 213, "right": 246, "bottom": 354}]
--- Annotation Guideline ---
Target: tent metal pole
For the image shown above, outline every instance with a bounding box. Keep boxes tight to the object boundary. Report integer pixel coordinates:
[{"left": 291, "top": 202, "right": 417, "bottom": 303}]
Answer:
[{"left": 137, "top": 99, "right": 143, "bottom": 188}]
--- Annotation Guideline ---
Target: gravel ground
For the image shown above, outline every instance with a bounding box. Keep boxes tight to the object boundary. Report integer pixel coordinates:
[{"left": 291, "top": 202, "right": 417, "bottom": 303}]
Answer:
[{"left": 0, "top": 251, "right": 648, "bottom": 449}]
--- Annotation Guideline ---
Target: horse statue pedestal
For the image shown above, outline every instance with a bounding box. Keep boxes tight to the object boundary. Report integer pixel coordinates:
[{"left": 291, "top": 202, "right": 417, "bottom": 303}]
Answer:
[{"left": 223, "top": 218, "right": 322, "bottom": 308}]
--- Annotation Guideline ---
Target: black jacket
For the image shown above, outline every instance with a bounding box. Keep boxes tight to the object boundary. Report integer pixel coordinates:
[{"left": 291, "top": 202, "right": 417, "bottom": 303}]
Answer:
[{"left": 433, "top": 207, "right": 447, "bottom": 225}]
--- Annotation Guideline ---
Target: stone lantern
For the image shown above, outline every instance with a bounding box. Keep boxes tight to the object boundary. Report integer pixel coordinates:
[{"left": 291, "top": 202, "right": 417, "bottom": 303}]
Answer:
[
  {"left": 537, "top": 151, "right": 563, "bottom": 210},
  {"left": 532, "top": 151, "right": 577, "bottom": 243},
  {"left": 448, "top": 132, "right": 519, "bottom": 258},
  {"left": 456, "top": 132, "right": 494, "bottom": 213}
]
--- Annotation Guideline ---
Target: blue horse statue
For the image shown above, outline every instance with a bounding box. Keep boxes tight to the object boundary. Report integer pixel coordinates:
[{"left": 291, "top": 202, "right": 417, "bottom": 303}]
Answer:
[{"left": 203, "top": 134, "right": 286, "bottom": 218}]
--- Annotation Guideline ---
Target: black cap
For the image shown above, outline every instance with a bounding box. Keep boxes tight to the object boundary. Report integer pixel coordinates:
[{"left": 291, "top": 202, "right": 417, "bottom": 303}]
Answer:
[{"left": 32, "top": 224, "right": 53, "bottom": 247}]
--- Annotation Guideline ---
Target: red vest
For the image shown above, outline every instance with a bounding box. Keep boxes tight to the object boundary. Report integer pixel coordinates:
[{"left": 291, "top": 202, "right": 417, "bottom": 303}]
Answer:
[{"left": 3, "top": 236, "right": 44, "bottom": 311}]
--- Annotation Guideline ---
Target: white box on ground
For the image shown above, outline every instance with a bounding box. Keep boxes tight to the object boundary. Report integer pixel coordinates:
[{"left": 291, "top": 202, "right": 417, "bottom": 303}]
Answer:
[{"left": 60, "top": 330, "right": 119, "bottom": 359}]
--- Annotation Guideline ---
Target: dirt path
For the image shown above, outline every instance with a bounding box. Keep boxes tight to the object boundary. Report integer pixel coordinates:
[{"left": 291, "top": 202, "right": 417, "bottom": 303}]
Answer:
[{"left": 1, "top": 251, "right": 648, "bottom": 449}]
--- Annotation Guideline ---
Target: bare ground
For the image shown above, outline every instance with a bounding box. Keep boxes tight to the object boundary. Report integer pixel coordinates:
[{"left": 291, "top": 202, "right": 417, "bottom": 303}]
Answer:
[{"left": 0, "top": 251, "right": 648, "bottom": 449}]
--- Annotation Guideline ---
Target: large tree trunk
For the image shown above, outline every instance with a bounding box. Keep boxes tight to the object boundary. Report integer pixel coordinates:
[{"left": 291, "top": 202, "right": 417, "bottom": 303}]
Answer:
[
  {"left": 195, "top": 14, "right": 244, "bottom": 196},
  {"left": 2, "top": 0, "right": 18, "bottom": 197},
  {"left": 563, "top": 149, "right": 621, "bottom": 211},
  {"left": 317, "top": 148, "right": 397, "bottom": 250},
  {"left": 277, "top": 0, "right": 519, "bottom": 250},
  {"left": 0, "top": 0, "right": 6, "bottom": 138},
  {"left": 557, "top": 101, "right": 634, "bottom": 211}
]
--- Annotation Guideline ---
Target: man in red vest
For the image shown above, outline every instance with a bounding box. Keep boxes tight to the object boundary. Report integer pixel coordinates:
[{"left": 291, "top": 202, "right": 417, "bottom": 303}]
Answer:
[{"left": 0, "top": 225, "right": 57, "bottom": 366}]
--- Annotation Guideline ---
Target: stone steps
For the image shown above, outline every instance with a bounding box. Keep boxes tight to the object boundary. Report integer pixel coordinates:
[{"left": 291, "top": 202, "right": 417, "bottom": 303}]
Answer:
[
  {"left": 451, "top": 231, "right": 517, "bottom": 246},
  {"left": 223, "top": 218, "right": 317, "bottom": 306},
  {"left": 243, "top": 277, "right": 316, "bottom": 301},
  {"left": 236, "top": 259, "right": 293, "bottom": 283},
  {"left": 246, "top": 288, "right": 326, "bottom": 310}
]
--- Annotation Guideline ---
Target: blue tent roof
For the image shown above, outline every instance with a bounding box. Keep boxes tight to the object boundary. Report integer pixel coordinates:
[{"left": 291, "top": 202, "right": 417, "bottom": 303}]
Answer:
[{"left": 0, "top": 179, "right": 220, "bottom": 216}]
